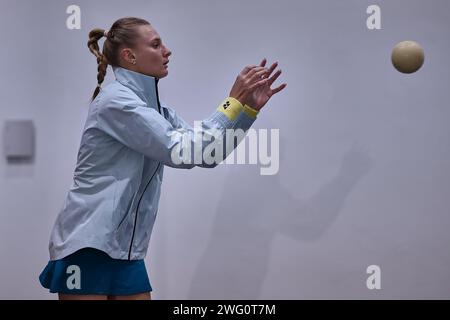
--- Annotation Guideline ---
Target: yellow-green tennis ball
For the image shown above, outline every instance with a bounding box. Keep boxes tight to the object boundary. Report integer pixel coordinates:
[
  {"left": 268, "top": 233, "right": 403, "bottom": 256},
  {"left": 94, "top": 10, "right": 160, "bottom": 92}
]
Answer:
[{"left": 391, "top": 40, "right": 425, "bottom": 74}]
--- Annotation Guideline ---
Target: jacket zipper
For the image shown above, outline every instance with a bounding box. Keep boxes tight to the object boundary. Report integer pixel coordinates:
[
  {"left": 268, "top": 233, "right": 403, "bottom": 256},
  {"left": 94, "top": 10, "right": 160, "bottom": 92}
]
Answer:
[{"left": 128, "top": 79, "right": 163, "bottom": 260}]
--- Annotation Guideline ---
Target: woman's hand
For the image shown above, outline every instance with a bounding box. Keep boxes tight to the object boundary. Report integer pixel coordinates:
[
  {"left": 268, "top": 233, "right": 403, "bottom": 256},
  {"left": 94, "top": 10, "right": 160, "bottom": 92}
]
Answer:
[
  {"left": 229, "top": 65, "right": 272, "bottom": 107},
  {"left": 245, "top": 58, "right": 287, "bottom": 111}
]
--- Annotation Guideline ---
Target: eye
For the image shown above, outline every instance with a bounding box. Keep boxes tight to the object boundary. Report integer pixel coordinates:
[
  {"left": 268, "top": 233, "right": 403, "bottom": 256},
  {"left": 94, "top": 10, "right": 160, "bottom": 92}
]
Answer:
[{"left": 152, "top": 43, "right": 160, "bottom": 48}]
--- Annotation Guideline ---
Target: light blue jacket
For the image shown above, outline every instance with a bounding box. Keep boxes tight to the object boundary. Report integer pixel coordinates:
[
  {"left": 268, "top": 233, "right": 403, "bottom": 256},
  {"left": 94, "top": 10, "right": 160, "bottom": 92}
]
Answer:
[{"left": 48, "top": 66, "right": 258, "bottom": 260}]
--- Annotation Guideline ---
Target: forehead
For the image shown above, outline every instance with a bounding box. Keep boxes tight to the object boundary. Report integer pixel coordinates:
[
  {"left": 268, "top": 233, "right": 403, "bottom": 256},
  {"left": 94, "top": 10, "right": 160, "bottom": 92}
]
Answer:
[{"left": 137, "top": 24, "right": 160, "bottom": 41}]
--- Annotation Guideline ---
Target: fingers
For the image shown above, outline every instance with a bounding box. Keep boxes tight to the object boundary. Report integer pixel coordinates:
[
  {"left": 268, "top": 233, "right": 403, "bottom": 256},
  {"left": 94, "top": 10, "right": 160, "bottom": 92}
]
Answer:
[
  {"left": 264, "top": 61, "right": 278, "bottom": 79},
  {"left": 242, "top": 57, "right": 268, "bottom": 75},
  {"left": 246, "top": 60, "right": 278, "bottom": 81},
  {"left": 259, "top": 58, "right": 267, "bottom": 68},
  {"left": 241, "top": 65, "right": 259, "bottom": 75},
  {"left": 247, "top": 68, "right": 270, "bottom": 84},
  {"left": 268, "top": 68, "right": 287, "bottom": 95},
  {"left": 240, "top": 59, "right": 286, "bottom": 96},
  {"left": 270, "top": 83, "right": 287, "bottom": 95},
  {"left": 248, "top": 78, "right": 268, "bottom": 91},
  {"left": 246, "top": 66, "right": 268, "bottom": 78},
  {"left": 268, "top": 69, "right": 282, "bottom": 86},
  {"left": 241, "top": 58, "right": 273, "bottom": 75}
]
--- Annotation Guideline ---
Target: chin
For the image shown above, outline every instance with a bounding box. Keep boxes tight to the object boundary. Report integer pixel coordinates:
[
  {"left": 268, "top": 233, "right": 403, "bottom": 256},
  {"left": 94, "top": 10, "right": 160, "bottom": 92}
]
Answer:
[{"left": 159, "top": 71, "right": 169, "bottom": 79}]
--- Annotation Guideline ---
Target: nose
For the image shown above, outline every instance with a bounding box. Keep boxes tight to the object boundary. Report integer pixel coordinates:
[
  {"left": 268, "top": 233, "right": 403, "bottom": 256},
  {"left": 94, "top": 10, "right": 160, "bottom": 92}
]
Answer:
[{"left": 164, "top": 45, "right": 171, "bottom": 58}]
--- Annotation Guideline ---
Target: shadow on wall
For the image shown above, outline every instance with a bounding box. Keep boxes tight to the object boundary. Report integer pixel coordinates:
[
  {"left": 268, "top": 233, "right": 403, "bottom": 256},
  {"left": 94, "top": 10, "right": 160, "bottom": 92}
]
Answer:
[{"left": 187, "top": 131, "right": 372, "bottom": 299}]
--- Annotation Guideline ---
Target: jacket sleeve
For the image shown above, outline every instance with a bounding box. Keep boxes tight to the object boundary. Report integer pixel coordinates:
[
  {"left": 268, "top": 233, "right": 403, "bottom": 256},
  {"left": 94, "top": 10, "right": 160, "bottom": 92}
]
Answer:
[
  {"left": 161, "top": 100, "right": 259, "bottom": 131},
  {"left": 97, "top": 94, "right": 259, "bottom": 169}
]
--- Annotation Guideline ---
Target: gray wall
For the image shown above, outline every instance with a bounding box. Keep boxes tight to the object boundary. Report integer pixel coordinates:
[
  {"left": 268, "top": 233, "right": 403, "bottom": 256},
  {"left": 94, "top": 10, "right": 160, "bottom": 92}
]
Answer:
[{"left": 1, "top": 0, "right": 449, "bottom": 299}]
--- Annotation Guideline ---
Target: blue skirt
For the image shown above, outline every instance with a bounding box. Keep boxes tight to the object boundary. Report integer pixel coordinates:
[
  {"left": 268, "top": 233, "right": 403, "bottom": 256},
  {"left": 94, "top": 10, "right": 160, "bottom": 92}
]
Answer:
[{"left": 39, "top": 247, "right": 152, "bottom": 295}]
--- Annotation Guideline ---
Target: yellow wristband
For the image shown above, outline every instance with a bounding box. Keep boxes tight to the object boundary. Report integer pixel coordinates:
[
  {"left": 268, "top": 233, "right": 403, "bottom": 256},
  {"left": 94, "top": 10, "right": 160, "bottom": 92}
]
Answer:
[
  {"left": 217, "top": 97, "right": 244, "bottom": 121},
  {"left": 243, "top": 104, "right": 259, "bottom": 119}
]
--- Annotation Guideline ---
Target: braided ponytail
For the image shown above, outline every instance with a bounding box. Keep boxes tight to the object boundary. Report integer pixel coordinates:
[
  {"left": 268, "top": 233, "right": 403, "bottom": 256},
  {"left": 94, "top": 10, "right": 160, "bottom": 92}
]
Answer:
[
  {"left": 87, "top": 29, "right": 108, "bottom": 101},
  {"left": 87, "top": 17, "right": 151, "bottom": 102}
]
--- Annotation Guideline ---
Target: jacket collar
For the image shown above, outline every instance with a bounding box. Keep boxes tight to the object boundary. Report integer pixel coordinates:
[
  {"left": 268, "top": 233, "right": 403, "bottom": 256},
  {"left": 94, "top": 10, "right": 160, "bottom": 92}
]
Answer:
[{"left": 112, "top": 66, "right": 160, "bottom": 110}]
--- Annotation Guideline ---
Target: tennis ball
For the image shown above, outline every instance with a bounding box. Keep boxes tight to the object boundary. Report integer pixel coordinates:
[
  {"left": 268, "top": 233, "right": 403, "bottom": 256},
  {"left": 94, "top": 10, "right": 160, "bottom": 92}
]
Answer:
[{"left": 391, "top": 40, "right": 425, "bottom": 74}]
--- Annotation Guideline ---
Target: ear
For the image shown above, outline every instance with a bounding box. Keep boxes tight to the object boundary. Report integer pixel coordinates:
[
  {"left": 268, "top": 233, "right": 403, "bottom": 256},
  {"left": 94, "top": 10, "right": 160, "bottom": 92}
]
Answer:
[{"left": 120, "top": 48, "right": 136, "bottom": 65}]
